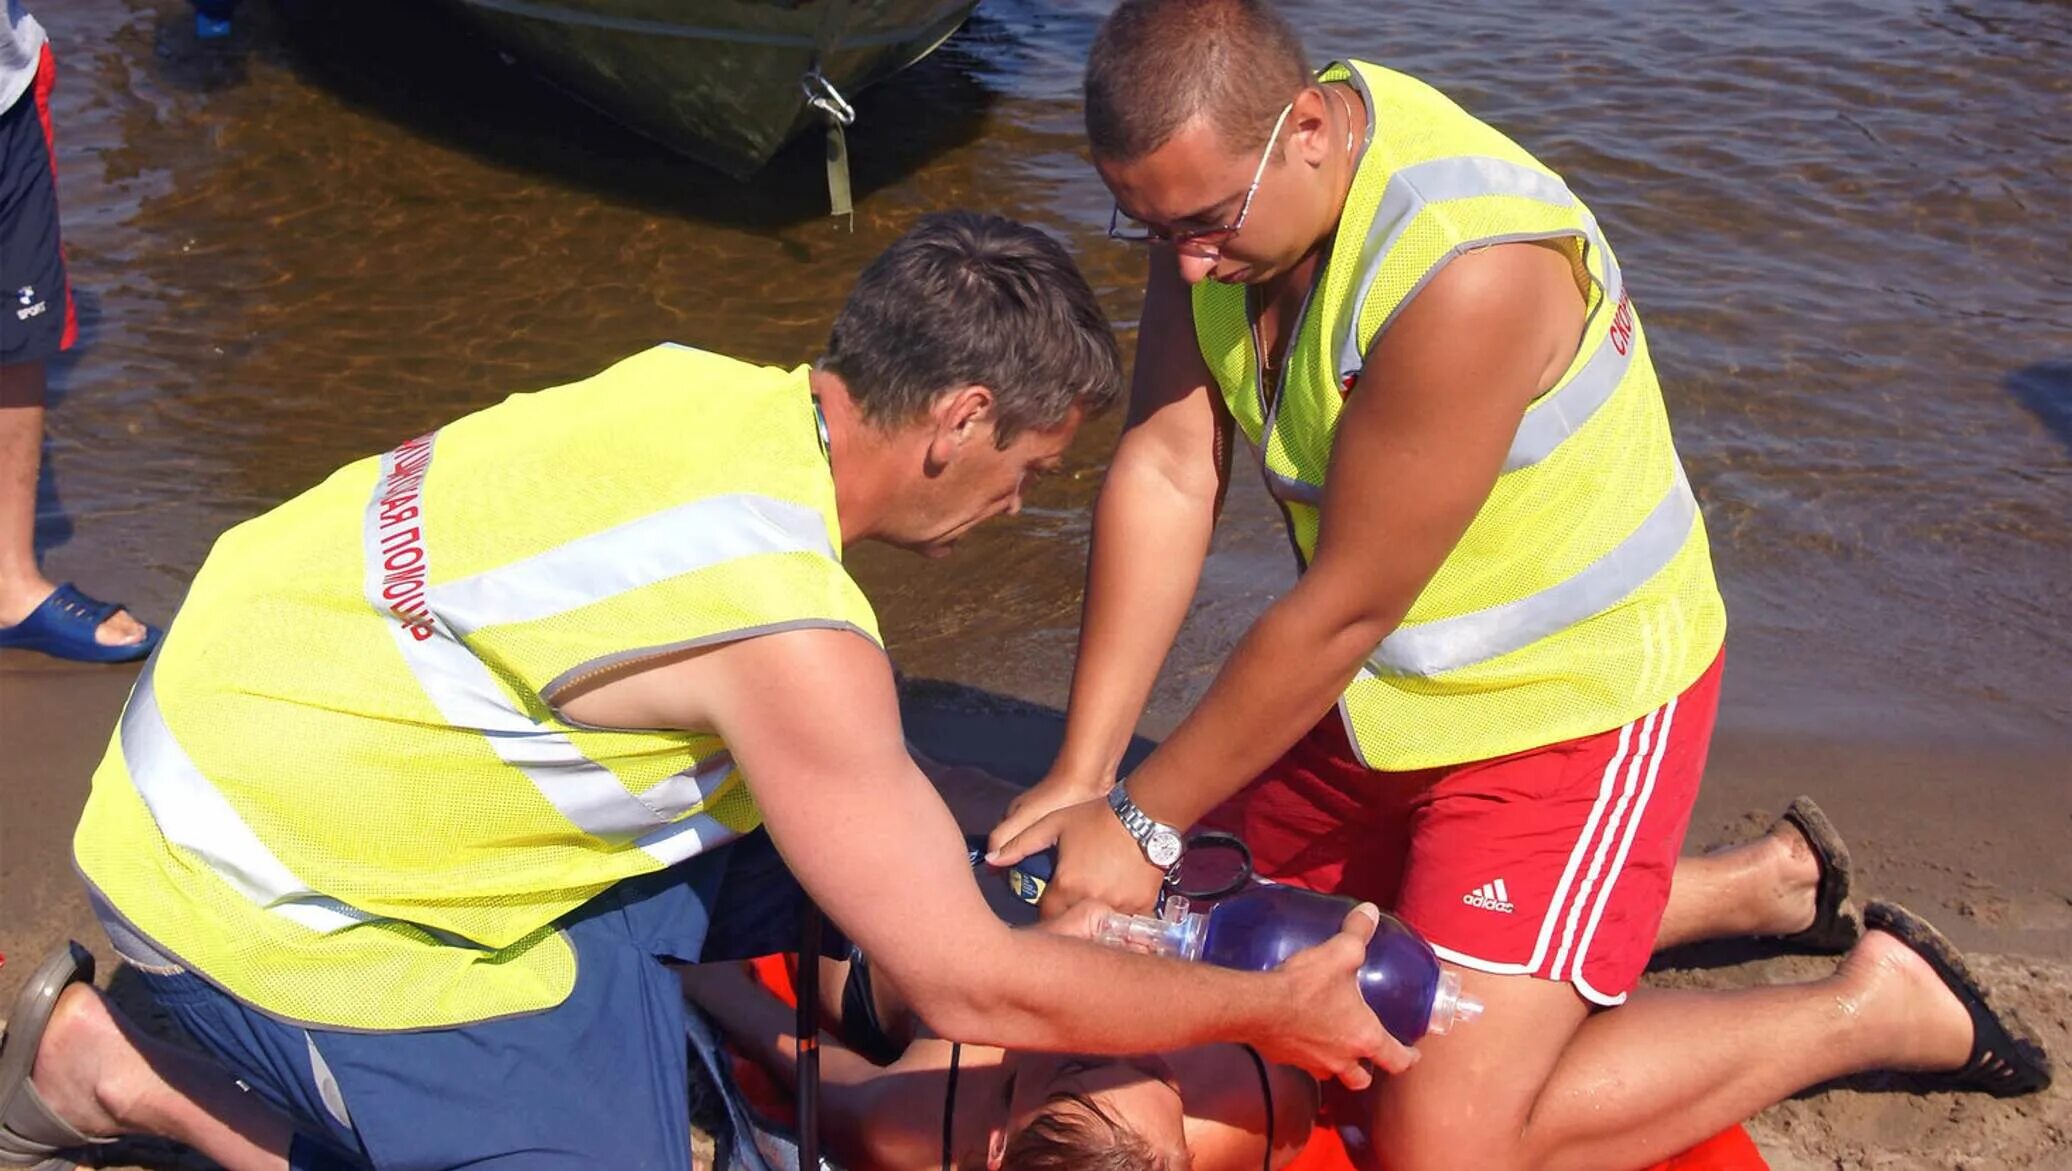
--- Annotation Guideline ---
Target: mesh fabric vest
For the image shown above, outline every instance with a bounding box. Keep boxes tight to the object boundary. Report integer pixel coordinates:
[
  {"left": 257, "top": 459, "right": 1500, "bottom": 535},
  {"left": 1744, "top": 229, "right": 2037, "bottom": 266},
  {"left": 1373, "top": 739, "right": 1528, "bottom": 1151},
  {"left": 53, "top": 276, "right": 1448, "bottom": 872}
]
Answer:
[
  {"left": 1191, "top": 61, "right": 1725, "bottom": 770},
  {"left": 76, "top": 344, "right": 879, "bottom": 1029}
]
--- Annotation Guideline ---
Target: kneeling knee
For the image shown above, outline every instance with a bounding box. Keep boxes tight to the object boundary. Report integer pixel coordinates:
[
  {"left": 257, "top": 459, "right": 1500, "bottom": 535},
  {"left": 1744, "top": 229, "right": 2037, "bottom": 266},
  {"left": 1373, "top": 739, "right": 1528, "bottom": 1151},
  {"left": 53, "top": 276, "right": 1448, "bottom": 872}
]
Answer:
[{"left": 1372, "top": 1127, "right": 1534, "bottom": 1171}]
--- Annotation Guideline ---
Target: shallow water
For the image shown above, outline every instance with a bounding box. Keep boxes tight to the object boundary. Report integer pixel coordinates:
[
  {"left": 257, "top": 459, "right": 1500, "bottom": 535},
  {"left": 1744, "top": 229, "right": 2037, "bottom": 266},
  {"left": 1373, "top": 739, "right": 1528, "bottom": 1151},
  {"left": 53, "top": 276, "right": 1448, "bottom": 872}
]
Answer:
[{"left": 11, "top": 0, "right": 2070, "bottom": 746}]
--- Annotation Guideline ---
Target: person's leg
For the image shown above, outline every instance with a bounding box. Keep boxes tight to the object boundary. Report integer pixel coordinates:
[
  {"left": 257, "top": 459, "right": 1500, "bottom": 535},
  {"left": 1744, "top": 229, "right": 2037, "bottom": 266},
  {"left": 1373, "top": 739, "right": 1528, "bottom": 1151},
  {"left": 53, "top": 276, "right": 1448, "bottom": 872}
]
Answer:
[
  {"left": 0, "top": 360, "right": 57, "bottom": 620},
  {"left": 50, "top": 855, "right": 739, "bottom": 1171},
  {"left": 22, "top": 979, "right": 296, "bottom": 1171},
  {"left": 1654, "top": 815, "right": 1823, "bottom": 949},
  {"left": 303, "top": 866, "right": 734, "bottom": 1170},
  {"left": 1369, "top": 930, "right": 1976, "bottom": 1171},
  {"left": 1363, "top": 657, "right": 2013, "bottom": 1171},
  {"left": 1227, "top": 712, "right": 1834, "bottom": 964},
  {"left": 0, "top": 46, "right": 148, "bottom": 647},
  {"left": 0, "top": 363, "right": 153, "bottom": 641},
  {"left": 0, "top": 365, "right": 149, "bottom": 644}
]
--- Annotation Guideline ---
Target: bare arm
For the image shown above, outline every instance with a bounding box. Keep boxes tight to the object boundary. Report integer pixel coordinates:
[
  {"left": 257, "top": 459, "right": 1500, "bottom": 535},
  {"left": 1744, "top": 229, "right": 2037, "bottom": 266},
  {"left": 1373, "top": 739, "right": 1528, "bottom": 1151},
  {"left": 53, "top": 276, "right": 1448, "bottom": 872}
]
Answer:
[
  {"left": 561, "top": 627, "right": 1412, "bottom": 1084},
  {"left": 991, "top": 246, "right": 1233, "bottom": 848},
  {"left": 1129, "top": 243, "right": 1583, "bottom": 823},
  {"left": 993, "top": 242, "right": 1588, "bottom": 913},
  {"left": 1056, "top": 247, "right": 1232, "bottom": 783},
  {"left": 678, "top": 962, "right": 900, "bottom": 1164}
]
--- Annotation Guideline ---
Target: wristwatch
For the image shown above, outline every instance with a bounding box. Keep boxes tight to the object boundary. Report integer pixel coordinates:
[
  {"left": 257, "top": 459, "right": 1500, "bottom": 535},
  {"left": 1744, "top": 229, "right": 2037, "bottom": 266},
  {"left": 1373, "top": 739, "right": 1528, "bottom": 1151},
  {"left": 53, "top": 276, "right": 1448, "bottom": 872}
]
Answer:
[{"left": 1108, "top": 779, "right": 1185, "bottom": 870}]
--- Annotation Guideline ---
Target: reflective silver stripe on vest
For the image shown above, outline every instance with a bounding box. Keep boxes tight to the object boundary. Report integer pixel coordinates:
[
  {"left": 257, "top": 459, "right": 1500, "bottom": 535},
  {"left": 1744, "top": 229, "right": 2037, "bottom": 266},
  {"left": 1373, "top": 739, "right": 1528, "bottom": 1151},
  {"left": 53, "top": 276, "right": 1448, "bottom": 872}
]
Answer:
[
  {"left": 1319, "top": 155, "right": 1634, "bottom": 473},
  {"left": 1334, "top": 155, "right": 1578, "bottom": 383},
  {"left": 428, "top": 494, "right": 835, "bottom": 634},
  {"left": 1265, "top": 468, "right": 1322, "bottom": 506},
  {"left": 364, "top": 436, "right": 812, "bottom": 858},
  {"left": 638, "top": 750, "right": 737, "bottom": 819},
  {"left": 121, "top": 659, "right": 370, "bottom": 934},
  {"left": 1262, "top": 234, "right": 1624, "bottom": 505},
  {"left": 1367, "top": 470, "right": 1697, "bottom": 678},
  {"left": 631, "top": 808, "right": 739, "bottom": 866}
]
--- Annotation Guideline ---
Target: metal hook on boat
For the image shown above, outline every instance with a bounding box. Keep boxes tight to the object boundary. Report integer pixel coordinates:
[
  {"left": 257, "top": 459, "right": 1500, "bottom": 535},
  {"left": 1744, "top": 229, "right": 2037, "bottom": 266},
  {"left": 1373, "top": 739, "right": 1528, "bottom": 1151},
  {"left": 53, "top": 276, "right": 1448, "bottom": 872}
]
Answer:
[{"left": 801, "top": 69, "right": 857, "bottom": 127}]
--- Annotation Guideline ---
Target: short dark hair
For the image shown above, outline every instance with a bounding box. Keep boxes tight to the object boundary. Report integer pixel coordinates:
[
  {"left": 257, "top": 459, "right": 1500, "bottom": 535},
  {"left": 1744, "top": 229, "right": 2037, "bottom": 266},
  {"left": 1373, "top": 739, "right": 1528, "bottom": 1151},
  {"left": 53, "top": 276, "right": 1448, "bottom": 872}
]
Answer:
[
  {"left": 821, "top": 211, "right": 1123, "bottom": 446},
  {"left": 997, "top": 1091, "right": 1170, "bottom": 1171},
  {"left": 1085, "top": 0, "right": 1311, "bottom": 163}
]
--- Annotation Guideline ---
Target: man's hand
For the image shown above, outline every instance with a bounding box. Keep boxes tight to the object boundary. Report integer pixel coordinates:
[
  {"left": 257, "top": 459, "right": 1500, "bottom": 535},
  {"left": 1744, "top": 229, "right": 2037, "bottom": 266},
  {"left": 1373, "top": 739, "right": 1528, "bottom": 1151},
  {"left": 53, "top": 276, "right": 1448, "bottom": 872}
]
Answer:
[
  {"left": 1028, "top": 897, "right": 1119, "bottom": 942},
  {"left": 986, "top": 766, "right": 1110, "bottom": 856},
  {"left": 988, "top": 795, "right": 1166, "bottom": 920},
  {"left": 1259, "top": 903, "right": 1420, "bottom": 1090}
]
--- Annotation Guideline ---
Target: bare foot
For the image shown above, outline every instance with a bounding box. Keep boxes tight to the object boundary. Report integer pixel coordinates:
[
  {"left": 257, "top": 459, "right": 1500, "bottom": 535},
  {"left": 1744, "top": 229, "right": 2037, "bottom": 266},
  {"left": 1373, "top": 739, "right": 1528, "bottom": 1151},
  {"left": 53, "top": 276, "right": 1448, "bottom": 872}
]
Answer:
[
  {"left": 26, "top": 983, "right": 136, "bottom": 1141},
  {"left": 98, "top": 607, "right": 150, "bottom": 647},
  {"left": 0, "top": 578, "right": 149, "bottom": 647},
  {"left": 1833, "top": 930, "right": 1975, "bottom": 1073}
]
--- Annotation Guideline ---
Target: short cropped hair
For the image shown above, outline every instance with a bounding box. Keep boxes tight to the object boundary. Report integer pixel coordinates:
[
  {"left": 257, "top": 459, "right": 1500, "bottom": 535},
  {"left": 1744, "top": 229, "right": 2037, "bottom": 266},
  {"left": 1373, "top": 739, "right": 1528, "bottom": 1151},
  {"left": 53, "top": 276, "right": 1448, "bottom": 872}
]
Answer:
[
  {"left": 998, "top": 1091, "right": 1171, "bottom": 1171},
  {"left": 1086, "top": 0, "right": 1312, "bottom": 163},
  {"left": 821, "top": 211, "right": 1123, "bottom": 446}
]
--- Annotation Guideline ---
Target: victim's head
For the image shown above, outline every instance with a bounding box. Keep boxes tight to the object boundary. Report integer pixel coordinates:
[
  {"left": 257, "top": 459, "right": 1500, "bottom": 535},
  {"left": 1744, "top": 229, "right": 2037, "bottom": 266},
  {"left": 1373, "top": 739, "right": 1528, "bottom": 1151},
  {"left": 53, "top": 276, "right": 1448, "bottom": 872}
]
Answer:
[{"left": 987, "top": 1053, "right": 1189, "bottom": 1171}]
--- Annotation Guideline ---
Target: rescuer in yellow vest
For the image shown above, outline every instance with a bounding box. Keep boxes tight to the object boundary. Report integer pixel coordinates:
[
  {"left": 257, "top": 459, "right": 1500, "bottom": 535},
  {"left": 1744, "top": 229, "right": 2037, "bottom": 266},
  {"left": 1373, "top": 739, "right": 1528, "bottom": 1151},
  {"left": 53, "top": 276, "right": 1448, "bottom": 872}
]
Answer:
[
  {"left": 987, "top": 3, "right": 2050, "bottom": 1167},
  {"left": 0, "top": 213, "right": 1412, "bottom": 1171}
]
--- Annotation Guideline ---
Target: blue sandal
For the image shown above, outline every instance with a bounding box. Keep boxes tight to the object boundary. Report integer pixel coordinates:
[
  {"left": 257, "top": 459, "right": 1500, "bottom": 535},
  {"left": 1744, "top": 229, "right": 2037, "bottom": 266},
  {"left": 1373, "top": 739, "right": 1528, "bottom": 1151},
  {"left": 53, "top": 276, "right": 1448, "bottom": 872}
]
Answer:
[{"left": 0, "top": 583, "right": 162, "bottom": 664}]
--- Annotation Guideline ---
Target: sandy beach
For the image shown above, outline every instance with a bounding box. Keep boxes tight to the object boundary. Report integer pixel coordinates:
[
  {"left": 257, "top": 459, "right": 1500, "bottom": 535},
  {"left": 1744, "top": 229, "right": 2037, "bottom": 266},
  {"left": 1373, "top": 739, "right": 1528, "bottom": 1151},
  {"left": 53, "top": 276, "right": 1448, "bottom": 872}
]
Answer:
[
  {"left": 6, "top": 661, "right": 2068, "bottom": 1168},
  {"left": 4, "top": 0, "right": 2068, "bottom": 1167}
]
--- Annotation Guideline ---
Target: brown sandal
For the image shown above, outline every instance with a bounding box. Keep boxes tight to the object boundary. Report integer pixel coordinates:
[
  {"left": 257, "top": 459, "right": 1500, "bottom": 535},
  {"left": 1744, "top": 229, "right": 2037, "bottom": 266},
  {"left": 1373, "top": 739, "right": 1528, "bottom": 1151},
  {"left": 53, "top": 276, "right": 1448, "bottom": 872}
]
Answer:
[
  {"left": 0, "top": 943, "right": 116, "bottom": 1169},
  {"left": 1772, "top": 796, "right": 1863, "bottom": 952}
]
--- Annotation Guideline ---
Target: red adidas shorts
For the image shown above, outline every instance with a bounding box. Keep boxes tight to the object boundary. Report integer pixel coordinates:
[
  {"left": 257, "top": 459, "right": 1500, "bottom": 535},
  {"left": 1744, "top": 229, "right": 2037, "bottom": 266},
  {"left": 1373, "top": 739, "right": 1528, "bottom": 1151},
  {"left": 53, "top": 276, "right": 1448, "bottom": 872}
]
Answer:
[{"left": 1202, "top": 651, "right": 1724, "bottom": 1005}]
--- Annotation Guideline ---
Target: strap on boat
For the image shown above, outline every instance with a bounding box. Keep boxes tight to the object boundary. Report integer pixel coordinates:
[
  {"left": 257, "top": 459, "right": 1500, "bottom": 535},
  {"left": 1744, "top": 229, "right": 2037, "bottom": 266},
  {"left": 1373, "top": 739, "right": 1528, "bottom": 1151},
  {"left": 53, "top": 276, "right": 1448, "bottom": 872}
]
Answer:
[{"left": 803, "top": 69, "right": 857, "bottom": 227}]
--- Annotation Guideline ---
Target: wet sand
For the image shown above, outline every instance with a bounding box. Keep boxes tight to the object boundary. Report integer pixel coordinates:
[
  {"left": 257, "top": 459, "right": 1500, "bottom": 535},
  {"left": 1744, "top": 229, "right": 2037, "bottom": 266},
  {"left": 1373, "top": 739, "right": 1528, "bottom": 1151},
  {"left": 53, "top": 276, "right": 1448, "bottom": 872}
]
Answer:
[{"left": 4, "top": 0, "right": 2069, "bottom": 1167}]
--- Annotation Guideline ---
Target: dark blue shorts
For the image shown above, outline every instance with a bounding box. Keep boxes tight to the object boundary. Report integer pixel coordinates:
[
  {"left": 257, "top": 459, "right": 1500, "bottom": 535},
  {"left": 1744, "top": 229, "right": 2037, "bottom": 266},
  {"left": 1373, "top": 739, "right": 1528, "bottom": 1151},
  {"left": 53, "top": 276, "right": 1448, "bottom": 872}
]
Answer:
[
  {"left": 0, "top": 45, "right": 74, "bottom": 367},
  {"left": 104, "top": 831, "right": 824, "bottom": 1170}
]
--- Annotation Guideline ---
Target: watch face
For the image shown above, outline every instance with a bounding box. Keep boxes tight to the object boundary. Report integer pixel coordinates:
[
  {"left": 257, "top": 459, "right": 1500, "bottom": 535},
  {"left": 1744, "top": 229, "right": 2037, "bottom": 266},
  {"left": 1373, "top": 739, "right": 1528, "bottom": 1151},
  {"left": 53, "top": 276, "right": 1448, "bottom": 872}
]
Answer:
[{"left": 1146, "top": 830, "right": 1184, "bottom": 869}]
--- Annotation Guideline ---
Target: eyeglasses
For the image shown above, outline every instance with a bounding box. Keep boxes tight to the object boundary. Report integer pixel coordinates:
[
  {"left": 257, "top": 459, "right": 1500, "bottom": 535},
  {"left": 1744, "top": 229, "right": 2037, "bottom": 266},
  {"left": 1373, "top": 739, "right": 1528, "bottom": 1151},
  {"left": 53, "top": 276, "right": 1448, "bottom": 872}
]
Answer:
[{"left": 1108, "top": 102, "right": 1293, "bottom": 259}]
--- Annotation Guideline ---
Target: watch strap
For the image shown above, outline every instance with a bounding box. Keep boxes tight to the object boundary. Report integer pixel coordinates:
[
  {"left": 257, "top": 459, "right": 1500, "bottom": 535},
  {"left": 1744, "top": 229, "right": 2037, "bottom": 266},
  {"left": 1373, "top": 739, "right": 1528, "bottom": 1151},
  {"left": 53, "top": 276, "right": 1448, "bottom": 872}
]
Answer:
[{"left": 1108, "top": 780, "right": 1181, "bottom": 862}]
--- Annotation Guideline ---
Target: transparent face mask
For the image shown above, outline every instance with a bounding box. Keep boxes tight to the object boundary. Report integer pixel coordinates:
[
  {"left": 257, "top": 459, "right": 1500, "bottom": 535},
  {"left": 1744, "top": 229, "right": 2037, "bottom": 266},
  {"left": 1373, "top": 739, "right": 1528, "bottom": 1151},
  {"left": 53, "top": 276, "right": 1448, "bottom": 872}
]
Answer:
[{"left": 1161, "top": 831, "right": 1254, "bottom": 903}]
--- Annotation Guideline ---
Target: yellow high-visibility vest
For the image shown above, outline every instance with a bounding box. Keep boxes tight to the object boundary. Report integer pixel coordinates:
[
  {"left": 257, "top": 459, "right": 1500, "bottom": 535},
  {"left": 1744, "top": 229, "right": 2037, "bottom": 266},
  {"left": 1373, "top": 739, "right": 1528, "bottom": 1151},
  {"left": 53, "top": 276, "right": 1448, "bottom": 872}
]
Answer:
[
  {"left": 76, "top": 344, "right": 880, "bottom": 1029},
  {"left": 1192, "top": 60, "right": 1726, "bottom": 770}
]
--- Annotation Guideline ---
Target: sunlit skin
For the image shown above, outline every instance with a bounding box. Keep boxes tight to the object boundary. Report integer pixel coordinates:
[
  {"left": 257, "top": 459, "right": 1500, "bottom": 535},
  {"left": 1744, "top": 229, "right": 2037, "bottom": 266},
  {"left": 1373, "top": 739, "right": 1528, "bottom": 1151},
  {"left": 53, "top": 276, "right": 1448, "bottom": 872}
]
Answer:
[
  {"left": 900, "top": 405, "right": 1080, "bottom": 558},
  {"left": 1095, "top": 83, "right": 1365, "bottom": 292},
  {"left": 813, "top": 366, "right": 1081, "bottom": 559}
]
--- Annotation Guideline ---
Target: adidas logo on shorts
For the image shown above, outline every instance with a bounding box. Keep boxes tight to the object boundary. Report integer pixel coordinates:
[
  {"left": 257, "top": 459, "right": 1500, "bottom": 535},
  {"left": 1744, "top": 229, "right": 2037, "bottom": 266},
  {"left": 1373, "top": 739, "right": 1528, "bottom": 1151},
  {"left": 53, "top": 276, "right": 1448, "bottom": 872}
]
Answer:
[{"left": 1462, "top": 878, "right": 1515, "bottom": 913}]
